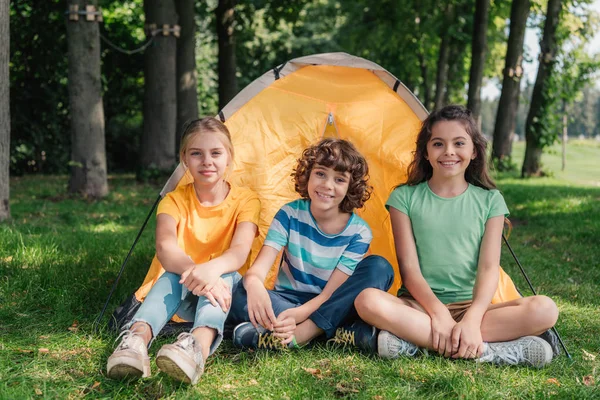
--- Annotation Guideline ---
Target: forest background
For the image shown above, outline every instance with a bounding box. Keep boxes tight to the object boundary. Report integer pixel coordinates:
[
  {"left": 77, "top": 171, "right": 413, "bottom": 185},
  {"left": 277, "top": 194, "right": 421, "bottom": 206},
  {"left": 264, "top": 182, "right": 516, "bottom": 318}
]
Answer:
[{"left": 5, "top": 0, "right": 600, "bottom": 192}]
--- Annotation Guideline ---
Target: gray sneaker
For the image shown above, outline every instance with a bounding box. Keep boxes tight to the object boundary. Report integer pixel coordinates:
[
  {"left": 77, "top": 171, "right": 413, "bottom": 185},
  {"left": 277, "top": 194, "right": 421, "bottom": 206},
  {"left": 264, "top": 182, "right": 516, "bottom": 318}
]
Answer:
[
  {"left": 377, "top": 330, "right": 419, "bottom": 359},
  {"left": 156, "top": 332, "right": 205, "bottom": 385},
  {"left": 477, "top": 336, "right": 553, "bottom": 368},
  {"left": 106, "top": 329, "right": 151, "bottom": 379}
]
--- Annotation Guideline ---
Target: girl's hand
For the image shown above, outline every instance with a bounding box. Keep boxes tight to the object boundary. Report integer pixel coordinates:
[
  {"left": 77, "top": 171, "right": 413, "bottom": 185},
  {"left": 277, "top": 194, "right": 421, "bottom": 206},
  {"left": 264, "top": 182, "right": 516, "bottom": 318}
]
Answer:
[
  {"left": 430, "top": 311, "right": 456, "bottom": 357},
  {"left": 201, "top": 278, "right": 231, "bottom": 313},
  {"left": 246, "top": 280, "right": 277, "bottom": 331},
  {"left": 451, "top": 319, "right": 484, "bottom": 359},
  {"left": 275, "top": 305, "right": 311, "bottom": 326},
  {"left": 180, "top": 263, "right": 221, "bottom": 294},
  {"left": 273, "top": 312, "right": 297, "bottom": 345}
]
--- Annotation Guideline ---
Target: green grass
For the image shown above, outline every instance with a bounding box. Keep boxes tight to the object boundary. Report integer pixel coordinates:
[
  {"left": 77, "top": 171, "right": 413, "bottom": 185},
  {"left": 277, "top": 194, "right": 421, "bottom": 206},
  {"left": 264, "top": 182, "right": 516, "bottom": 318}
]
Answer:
[{"left": 1, "top": 141, "right": 600, "bottom": 399}]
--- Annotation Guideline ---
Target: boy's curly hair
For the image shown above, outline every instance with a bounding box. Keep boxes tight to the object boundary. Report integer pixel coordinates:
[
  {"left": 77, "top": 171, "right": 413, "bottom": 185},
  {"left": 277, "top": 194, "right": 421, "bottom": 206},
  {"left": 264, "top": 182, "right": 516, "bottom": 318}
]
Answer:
[{"left": 293, "top": 138, "right": 372, "bottom": 213}]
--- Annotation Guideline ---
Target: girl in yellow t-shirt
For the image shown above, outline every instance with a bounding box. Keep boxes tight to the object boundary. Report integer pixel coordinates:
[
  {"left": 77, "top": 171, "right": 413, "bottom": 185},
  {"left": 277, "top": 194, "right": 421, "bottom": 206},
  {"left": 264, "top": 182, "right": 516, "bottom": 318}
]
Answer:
[{"left": 107, "top": 117, "right": 260, "bottom": 385}]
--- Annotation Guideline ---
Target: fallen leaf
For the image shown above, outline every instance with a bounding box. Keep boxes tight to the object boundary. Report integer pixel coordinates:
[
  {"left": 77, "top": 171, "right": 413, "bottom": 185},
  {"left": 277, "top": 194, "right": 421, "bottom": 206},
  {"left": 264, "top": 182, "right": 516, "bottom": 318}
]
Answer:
[
  {"left": 546, "top": 378, "right": 560, "bottom": 386},
  {"left": 18, "top": 349, "right": 33, "bottom": 353},
  {"left": 39, "top": 335, "right": 50, "bottom": 340},
  {"left": 373, "top": 396, "right": 384, "bottom": 400},
  {"left": 583, "top": 376, "right": 595, "bottom": 386},
  {"left": 302, "top": 367, "right": 321, "bottom": 376},
  {"left": 335, "top": 383, "right": 359, "bottom": 394},
  {"left": 247, "top": 379, "right": 258, "bottom": 386},
  {"left": 35, "top": 388, "right": 42, "bottom": 395},
  {"left": 91, "top": 381, "right": 100, "bottom": 390},
  {"left": 353, "top": 377, "right": 361, "bottom": 382},
  {"left": 1, "top": 256, "right": 13, "bottom": 262},
  {"left": 582, "top": 349, "right": 597, "bottom": 361},
  {"left": 38, "top": 348, "right": 49, "bottom": 354},
  {"left": 222, "top": 384, "right": 236, "bottom": 390}
]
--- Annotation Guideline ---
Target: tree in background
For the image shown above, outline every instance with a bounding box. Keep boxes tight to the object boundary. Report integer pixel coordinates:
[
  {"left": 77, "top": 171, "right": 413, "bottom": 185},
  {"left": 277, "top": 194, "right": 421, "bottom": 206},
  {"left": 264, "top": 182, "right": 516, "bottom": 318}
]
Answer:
[
  {"left": 139, "top": 0, "right": 178, "bottom": 177},
  {"left": 467, "top": 0, "right": 490, "bottom": 123},
  {"left": 66, "top": 0, "right": 108, "bottom": 197},
  {"left": 216, "top": 0, "right": 238, "bottom": 110},
  {"left": 175, "top": 0, "right": 199, "bottom": 151},
  {"left": 1, "top": 0, "right": 9, "bottom": 220},
  {"left": 433, "top": 2, "right": 455, "bottom": 110},
  {"left": 522, "top": 0, "right": 563, "bottom": 177},
  {"left": 522, "top": 0, "right": 599, "bottom": 176},
  {"left": 491, "top": 0, "right": 530, "bottom": 171}
]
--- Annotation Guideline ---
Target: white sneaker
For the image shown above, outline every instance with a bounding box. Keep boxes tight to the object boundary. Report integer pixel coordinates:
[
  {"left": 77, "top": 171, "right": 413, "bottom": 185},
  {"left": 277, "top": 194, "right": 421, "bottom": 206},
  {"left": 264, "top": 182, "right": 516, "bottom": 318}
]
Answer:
[
  {"left": 377, "top": 330, "right": 419, "bottom": 359},
  {"left": 107, "top": 329, "right": 151, "bottom": 379},
  {"left": 477, "top": 336, "right": 553, "bottom": 368},
  {"left": 156, "top": 332, "right": 205, "bottom": 385}
]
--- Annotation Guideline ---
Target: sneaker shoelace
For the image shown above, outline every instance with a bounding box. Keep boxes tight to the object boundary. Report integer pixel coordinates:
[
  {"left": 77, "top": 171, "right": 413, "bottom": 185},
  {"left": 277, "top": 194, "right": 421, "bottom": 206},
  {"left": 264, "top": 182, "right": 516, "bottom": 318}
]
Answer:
[
  {"left": 480, "top": 342, "right": 524, "bottom": 365},
  {"left": 114, "top": 329, "right": 141, "bottom": 351},
  {"left": 173, "top": 332, "right": 203, "bottom": 364},
  {"left": 326, "top": 328, "right": 355, "bottom": 347},
  {"left": 388, "top": 336, "right": 419, "bottom": 357},
  {"left": 257, "top": 332, "right": 287, "bottom": 350}
]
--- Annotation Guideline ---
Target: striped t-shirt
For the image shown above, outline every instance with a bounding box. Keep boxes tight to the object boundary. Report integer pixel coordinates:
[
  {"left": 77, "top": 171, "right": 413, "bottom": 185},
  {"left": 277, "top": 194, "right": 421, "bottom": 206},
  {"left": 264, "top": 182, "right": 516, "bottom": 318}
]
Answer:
[{"left": 264, "top": 199, "right": 372, "bottom": 294}]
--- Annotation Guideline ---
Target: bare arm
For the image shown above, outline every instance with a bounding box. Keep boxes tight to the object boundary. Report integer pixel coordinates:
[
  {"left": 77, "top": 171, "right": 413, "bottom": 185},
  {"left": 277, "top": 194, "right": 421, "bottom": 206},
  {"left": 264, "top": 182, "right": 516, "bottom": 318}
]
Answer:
[
  {"left": 244, "top": 245, "right": 280, "bottom": 330},
  {"left": 155, "top": 213, "right": 195, "bottom": 275},
  {"left": 389, "top": 207, "right": 456, "bottom": 355},
  {"left": 451, "top": 215, "right": 504, "bottom": 358}
]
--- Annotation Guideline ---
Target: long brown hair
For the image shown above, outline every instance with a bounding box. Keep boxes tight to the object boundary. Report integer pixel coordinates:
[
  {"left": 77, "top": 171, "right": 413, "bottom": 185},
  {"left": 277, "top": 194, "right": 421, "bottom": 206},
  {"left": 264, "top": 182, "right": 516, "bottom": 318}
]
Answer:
[{"left": 401, "top": 105, "right": 496, "bottom": 190}]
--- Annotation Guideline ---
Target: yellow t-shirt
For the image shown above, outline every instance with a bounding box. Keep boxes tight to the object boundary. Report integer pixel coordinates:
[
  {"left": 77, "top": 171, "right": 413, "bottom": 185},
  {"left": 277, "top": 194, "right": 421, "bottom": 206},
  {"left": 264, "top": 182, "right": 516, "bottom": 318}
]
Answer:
[{"left": 135, "top": 182, "right": 261, "bottom": 302}]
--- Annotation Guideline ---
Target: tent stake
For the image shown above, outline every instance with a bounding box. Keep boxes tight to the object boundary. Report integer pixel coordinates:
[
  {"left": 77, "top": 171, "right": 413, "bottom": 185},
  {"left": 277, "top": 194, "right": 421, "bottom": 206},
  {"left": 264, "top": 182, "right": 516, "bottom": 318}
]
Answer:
[
  {"left": 93, "top": 194, "right": 162, "bottom": 333},
  {"left": 502, "top": 234, "right": 571, "bottom": 359}
]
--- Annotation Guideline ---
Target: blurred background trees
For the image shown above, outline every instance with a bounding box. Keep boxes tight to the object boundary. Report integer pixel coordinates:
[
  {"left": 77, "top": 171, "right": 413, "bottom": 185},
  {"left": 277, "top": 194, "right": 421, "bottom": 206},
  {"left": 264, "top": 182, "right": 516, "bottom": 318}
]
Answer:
[{"left": 6, "top": 0, "right": 600, "bottom": 192}]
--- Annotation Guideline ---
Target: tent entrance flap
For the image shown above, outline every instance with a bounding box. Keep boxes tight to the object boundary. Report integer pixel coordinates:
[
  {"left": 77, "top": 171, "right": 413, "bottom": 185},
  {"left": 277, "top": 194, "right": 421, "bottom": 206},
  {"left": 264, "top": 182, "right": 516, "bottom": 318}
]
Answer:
[{"left": 321, "top": 112, "right": 340, "bottom": 139}]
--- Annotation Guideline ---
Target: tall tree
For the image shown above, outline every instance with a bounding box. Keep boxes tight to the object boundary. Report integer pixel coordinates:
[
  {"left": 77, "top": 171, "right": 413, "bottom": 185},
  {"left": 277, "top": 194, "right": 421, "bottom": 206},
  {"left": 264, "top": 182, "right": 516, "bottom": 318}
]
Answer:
[
  {"left": 66, "top": 0, "right": 108, "bottom": 197},
  {"left": 139, "top": 0, "right": 178, "bottom": 174},
  {"left": 491, "top": 0, "right": 530, "bottom": 169},
  {"left": 216, "top": 0, "right": 238, "bottom": 110},
  {"left": 175, "top": 0, "right": 198, "bottom": 152},
  {"left": 467, "top": 0, "right": 490, "bottom": 123},
  {"left": 433, "top": 3, "right": 455, "bottom": 111},
  {"left": 521, "top": 0, "right": 562, "bottom": 177},
  {"left": 0, "top": 0, "right": 9, "bottom": 220}
]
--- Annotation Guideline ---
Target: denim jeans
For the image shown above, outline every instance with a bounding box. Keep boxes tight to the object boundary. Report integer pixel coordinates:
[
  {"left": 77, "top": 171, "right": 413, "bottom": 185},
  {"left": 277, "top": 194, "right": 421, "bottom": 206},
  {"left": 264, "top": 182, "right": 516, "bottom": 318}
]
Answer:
[
  {"left": 228, "top": 255, "right": 394, "bottom": 338},
  {"left": 127, "top": 271, "right": 242, "bottom": 355}
]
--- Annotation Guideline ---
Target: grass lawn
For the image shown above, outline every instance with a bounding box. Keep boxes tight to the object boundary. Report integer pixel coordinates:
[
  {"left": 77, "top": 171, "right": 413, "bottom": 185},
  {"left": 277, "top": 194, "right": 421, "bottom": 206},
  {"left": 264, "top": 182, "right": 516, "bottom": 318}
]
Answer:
[{"left": 1, "top": 140, "right": 599, "bottom": 399}]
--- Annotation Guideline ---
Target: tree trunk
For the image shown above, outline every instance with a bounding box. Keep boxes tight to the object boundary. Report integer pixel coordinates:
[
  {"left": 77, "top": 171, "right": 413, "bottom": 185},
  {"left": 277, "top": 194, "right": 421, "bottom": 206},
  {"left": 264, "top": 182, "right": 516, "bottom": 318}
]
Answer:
[
  {"left": 491, "top": 0, "right": 530, "bottom": 169},
  {"left": 522, "top": 0, "right": 562, "bottom": 177},
  {"left": 140, "top": 0, "right": 178, "bottom": 173},
  {"left": 66, "top": 0, "right": 108, "bottom": 197},
  {"left": 175, "top": 0, "right": 198, "bottom": 153},
  {"left": 467, "top": 0, "right": 490, "bottom": 124},
  {"left": 216, "top": 0, "right": 238, "bottom": 110},
  {"left": 0, "top": 0, "right": 9, "bottom": 220},
  {"left": 433, "top": 3, "right": 455, "bottom": 111}
]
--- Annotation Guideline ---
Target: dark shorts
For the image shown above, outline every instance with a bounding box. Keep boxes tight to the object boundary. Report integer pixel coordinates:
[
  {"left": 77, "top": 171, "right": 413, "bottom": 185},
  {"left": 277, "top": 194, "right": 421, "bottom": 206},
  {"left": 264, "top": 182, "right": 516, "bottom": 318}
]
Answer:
[{"left": 399, "top": 293, "right": 473, "bottom": 322}]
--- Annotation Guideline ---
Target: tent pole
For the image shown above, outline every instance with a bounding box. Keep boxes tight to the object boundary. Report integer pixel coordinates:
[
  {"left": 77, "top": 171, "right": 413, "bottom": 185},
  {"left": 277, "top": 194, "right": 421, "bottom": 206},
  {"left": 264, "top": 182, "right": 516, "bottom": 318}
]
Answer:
[
  {"left": 93, "top": 194, "right": 162, "bottom": 333},
  {"left": 502, "top": 234, "right": 571, "bottom": 359}
]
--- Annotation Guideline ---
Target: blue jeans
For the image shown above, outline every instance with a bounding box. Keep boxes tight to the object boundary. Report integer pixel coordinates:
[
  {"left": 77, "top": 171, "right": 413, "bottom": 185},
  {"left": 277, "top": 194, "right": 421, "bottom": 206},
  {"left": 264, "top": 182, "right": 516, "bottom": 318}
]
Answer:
[
  {"left": 228, "top": 255, "right": 394, "bottom": 338},
  {"left": 127, "top": 271, "right": 242, "bottom": 355}
]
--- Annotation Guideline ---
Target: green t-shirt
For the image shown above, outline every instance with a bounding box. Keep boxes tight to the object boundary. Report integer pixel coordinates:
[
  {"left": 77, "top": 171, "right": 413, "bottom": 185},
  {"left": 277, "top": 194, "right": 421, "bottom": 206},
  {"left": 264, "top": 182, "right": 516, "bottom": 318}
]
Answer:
[{"left": 386, "top": 182, "right": 509, "bottom": 304}]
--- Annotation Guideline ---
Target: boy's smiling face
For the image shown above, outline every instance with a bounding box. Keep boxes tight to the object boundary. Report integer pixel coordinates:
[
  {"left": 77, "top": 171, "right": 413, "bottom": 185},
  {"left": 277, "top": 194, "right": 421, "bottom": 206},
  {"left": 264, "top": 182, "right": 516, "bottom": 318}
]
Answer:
[{"left": 307, "top": 164, "right": 351, "bottom": 214}]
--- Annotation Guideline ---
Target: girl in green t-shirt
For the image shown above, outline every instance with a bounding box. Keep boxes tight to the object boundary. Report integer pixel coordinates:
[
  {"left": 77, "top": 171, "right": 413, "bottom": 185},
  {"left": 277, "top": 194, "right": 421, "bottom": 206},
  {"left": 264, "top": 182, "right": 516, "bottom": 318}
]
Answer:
[{"left": 354, "top": 105, "right": 559, "bottom": 367}]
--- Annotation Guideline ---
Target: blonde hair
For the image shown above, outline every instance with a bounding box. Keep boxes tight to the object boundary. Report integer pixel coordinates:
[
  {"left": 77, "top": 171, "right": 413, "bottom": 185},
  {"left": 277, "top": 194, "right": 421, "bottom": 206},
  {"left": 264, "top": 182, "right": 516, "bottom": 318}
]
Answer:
[{"left": 179, "top": 117, "right": 234, "bottom": 162}]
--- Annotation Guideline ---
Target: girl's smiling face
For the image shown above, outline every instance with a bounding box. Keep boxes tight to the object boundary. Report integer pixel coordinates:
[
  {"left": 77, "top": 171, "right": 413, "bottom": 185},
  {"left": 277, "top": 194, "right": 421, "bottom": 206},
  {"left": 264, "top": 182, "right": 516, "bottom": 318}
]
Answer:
[
  {"left": 426, "top": 120, "right": 476, "bottom": 180},
  {"left": 183, "top": 131, "right": 231, "bottom": 187}
]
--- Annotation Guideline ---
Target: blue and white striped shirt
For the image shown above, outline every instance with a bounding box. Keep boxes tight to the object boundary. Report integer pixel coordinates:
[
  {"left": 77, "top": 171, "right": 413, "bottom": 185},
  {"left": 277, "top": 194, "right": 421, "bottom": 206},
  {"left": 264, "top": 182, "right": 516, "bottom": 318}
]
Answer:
[{"left": 264, "top": 199, "right": 372, "bottom": 294}]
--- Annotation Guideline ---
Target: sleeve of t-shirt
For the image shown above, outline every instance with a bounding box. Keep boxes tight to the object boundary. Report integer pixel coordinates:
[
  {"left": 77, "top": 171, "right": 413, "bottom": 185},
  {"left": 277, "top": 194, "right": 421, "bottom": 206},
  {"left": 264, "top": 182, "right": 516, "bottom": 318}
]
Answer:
[
  {"left": 263, "top": 205, "right": 291, "bottom": 251},
  {"left": 488, "top": 190, "right": 510, "bottom": 219},
  {"left": 336, "top": 223, "right": 373, "bottom": 276},
  {"left": 385, "top": 185, "right": 410, "bottom": 216},
  {"left": 156, "top": 191, "right": 183, "bottom": 224},
  {"left": 235, "top": 192, "right": 261, "bottom": 235}
]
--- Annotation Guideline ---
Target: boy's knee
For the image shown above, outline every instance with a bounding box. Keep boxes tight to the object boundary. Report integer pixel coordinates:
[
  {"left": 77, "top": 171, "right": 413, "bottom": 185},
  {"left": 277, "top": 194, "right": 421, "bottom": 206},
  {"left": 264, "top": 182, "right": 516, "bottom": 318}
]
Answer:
[
  {"left": 528, "top": 295, "right": 559, "bottom": 330},
  {"left": 358, "top": 255, "right": 394, "bottom": 284}
]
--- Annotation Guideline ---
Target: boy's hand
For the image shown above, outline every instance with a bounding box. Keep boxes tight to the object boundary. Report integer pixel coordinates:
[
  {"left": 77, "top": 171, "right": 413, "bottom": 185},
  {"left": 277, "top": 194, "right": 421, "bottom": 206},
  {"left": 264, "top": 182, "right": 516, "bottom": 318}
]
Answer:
[
  {"left": 180, "top": 263, "right": 221, "bottom": 294},
  {"left": 246, "top": 280, "right": 277, "bottom": 330},
  {"left": 430, "top": 311, "right": 456, "bottom": 357},
  {"left": 273, "top": 312, "right": 297, "bottom": 345},
  {"left": 276, "top": 305, "right": 311, "bottom": 326},
  {"left": 451, "top": 319, "right": 483, "bottom": 359}
]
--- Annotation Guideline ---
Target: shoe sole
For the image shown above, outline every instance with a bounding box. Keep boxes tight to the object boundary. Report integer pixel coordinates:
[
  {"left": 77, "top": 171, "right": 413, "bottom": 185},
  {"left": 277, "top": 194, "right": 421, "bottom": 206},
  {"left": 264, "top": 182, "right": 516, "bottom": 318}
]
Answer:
[
  {"left": 107, "top": 355, "right": 150, "bottom": 379},
  {"left": 377, "top": 330, "right": 395, "bottom": 359},
  {"left": 156, "top": 348, "right": 201, "bottom": 385}
]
